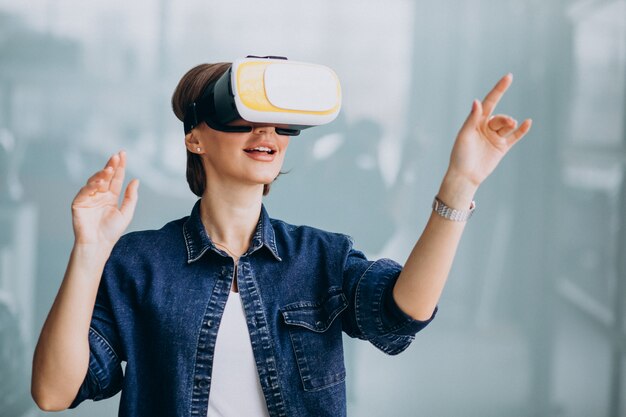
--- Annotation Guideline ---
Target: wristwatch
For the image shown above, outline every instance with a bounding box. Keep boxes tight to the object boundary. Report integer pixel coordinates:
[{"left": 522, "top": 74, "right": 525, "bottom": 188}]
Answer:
[{"left": 432, "top": 196, "right": 476, "bottom": 222}]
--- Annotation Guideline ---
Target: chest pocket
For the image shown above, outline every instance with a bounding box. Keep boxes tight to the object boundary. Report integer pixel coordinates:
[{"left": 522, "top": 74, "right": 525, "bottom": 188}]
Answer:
[{"left": 280, "top": 287, "right": 348, "bottom": 392}]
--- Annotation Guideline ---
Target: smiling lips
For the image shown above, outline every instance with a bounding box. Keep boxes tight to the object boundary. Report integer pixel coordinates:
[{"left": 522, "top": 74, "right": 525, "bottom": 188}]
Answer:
[
  {"left": 243, "top": 145, "right": 277, "bottom": 161},
  {"left": 244, "top": 146, "right": 275, "bottom": 155}
]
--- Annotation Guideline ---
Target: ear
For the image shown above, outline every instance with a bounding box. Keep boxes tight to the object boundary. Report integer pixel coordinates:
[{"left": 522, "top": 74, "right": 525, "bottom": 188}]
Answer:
[{"left": 185, "top": 131, "right": 203, "bottom": 154}]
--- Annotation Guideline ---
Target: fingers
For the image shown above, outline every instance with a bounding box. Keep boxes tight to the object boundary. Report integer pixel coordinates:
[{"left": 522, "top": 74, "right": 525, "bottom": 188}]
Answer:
[
  {"left": 488, "top": 114, "right": 517, "bottom": 136},
  {"left": 73, "top": 177, "right": 108, "bottom": 207},
  {"left": 482, "top": 73, "right": 513, "bottom": 118},
  {"left": 80, "top": 180, "right": 102, "bottom": 198},
  {"left": 85, "top": 151, "right": 126, "bottom": 196},
  {"left": 86, "top": 165, "right": 114, "bottom": 187},
  {"left": 120, "top": 179, "right": 140, "bottom": 220},
  {"left": 81, "top": 167, "right": 112, "bottom": 199},
  {"left": 109, "top": 151, "right": 127, "bottom": 196},
  {"left": 505, "top": 119, "right": 533, "bottom": 147}
]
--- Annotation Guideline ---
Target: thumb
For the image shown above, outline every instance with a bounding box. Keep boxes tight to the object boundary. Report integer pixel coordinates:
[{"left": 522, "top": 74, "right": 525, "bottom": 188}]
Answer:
[
  {"left": 120, "top": 179, "right": 140, "bottom": 222},
  {"left": 459, "top": 99, "right": 482, "bottom": 134}
]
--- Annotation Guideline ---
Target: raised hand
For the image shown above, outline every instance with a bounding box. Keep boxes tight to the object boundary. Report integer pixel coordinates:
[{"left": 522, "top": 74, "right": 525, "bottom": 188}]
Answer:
[
  {"left": 447, "top": 73, "right": 532, "bottom": 187},
  {"left": 71, "top": 151, "right": 139, "bottom": 247}
]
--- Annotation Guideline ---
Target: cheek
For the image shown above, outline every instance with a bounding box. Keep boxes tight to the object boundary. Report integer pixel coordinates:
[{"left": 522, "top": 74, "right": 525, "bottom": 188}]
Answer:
[
  {"left": 277, "top": 141, "right": 290, "bottom": 162},
  {"left": 277, "top": 149, "right": 289, "bottom": 167},
  {"left": 282, "top": 137, "right": 291, "bottom": 150}
]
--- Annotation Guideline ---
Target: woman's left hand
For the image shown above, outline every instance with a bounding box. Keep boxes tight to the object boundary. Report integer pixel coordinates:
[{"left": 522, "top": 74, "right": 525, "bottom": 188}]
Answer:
[{"left": 447, "top": 73, "right": 532, "bottom": 188}]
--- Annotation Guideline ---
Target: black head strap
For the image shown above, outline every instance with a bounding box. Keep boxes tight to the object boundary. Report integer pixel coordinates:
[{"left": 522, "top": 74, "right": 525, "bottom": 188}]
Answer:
[{"left": 183, "top": 81, "right": 251, "bottom": 134}]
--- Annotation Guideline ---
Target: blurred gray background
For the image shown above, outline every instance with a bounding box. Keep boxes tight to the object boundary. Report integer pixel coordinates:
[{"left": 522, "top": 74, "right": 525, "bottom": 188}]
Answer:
[{"left": 0, "top": 0, "right": 624, "bottom": 416}]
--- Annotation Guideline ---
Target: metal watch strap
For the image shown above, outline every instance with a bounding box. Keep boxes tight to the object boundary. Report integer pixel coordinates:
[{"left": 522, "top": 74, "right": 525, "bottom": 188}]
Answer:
[{"left": 432, "top": 196, "right": 476, "bottom": 222}]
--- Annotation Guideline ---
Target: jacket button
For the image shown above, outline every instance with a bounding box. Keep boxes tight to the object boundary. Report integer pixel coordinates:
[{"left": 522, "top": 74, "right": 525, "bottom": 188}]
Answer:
[
  {"left": 207, "top": 320, "right": 213, "bottom": 327},
  {"left": 198, "top": 377, "right": 210, "bottom": 388}
]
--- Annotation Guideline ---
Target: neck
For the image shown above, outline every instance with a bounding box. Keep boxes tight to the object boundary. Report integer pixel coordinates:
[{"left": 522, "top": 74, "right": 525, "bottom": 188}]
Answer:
[{"left": 199, "top": 181, "right": 264, "bottom": 259}]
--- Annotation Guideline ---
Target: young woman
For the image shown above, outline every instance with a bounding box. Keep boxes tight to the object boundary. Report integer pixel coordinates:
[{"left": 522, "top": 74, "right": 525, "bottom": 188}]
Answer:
[{"left": 31, "top": 59, "right": 531, "bottom": 417}]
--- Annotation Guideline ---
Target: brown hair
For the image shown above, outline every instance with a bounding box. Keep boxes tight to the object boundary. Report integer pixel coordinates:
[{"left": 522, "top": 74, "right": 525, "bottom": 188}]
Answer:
[{"left": 171, "top": 63, "right": 272, "bottom": 197}]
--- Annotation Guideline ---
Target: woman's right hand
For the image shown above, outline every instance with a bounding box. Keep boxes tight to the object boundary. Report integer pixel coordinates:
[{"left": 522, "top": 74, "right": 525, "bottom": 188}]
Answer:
[
  {"left": 33, "top": 150, "right": 138, "bottom": 410},
  {"left": 71, "top": 151, "right": 139, "bottom": 248}
]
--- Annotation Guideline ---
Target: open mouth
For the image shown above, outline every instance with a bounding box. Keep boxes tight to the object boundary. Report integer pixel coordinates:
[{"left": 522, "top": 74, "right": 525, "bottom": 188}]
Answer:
[{"left": 244, "top": 146, "right": 276, "bottom": 155}]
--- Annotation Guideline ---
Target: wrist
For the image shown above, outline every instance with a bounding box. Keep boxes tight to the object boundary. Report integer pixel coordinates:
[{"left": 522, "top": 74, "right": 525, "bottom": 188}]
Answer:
[
  {"left": 71, "top": 241, "right": 114, "bottom": 264},
  {"left": 438, "top": 171, "right": 479, "bottom": 210}
]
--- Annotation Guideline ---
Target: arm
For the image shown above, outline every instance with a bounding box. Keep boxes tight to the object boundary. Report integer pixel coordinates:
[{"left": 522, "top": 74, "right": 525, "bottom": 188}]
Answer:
[
  {"left": 393, "top": 74, "right": 532, "bottom": 321},
  {"left": 31, "top": 151, "right": 138, "bottom": 410}
]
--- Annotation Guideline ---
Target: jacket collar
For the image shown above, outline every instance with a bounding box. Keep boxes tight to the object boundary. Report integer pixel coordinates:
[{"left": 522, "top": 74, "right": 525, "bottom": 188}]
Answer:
[{"left": 182, "top": 199, "right": 281, "bottom": 263}]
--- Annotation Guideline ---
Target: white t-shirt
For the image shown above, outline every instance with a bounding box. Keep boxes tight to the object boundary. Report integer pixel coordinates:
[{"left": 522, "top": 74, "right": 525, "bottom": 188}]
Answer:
[{"left": 207, "top": 291, "right": 270, "bottom": 417}]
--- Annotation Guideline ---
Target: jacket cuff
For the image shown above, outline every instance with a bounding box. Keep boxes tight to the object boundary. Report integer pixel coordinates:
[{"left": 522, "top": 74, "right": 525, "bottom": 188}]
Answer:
[
  {"left": 68, "top": 327, "right": 123, "bottom": 408},
  {"left": 382, "top": 279, "right": 438, "bottom": 336},
  {"left": 355, "top": 258, "right": 437, "bottom": 338}
]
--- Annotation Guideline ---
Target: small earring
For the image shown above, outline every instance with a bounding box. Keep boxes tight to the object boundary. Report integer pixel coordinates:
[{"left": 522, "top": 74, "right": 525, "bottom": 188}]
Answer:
[{"left": 196, "top": 147, "right": 201, "bottom": 152}]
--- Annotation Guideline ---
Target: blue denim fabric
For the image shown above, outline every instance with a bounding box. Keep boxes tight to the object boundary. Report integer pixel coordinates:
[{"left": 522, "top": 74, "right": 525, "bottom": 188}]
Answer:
[{"left": 70, "top": 199, "right": 437, "bottom": 416}]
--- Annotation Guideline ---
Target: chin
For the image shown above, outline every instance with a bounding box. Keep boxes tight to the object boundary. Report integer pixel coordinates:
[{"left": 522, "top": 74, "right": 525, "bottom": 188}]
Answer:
[
  {"left": 255, "top": 176, "right": 279, "bottom": 186},
  {"left": 251, "top": 169, "right": 282, "bottom": 184}
]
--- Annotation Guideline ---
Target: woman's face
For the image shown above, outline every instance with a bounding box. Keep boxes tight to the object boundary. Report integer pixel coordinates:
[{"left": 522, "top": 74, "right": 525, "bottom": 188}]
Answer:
[{"left": 194, "top": 121, "right": 291, "bottom": 191}]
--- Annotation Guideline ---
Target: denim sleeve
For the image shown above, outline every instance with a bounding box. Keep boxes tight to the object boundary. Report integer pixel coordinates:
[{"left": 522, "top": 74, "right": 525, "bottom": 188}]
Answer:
[
  {"left": 69, "top": 261, "right": 124, "bottom": 408},
  {"left": 341, "top": 246, "right": 437, "bottom": 355}
]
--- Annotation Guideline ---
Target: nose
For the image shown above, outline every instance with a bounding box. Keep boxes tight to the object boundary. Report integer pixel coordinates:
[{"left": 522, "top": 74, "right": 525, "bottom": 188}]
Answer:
[{"left": 252, "top": 125, "right": 275, "bottom": 135}]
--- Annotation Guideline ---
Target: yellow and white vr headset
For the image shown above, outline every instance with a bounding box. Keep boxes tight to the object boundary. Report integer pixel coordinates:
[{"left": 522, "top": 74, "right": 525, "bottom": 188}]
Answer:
[{"left": 184, "top": 56, "right": 342, "bottom": 136}]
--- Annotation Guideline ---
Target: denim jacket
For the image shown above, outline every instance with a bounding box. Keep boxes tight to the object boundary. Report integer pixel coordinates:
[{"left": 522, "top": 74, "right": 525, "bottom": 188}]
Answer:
[{"left": 70, "top": 199, "right": 436, "bottom": 416}]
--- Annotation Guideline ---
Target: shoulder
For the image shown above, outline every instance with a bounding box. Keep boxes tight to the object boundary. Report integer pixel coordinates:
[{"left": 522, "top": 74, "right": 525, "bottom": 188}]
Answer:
[
  {"left": 269, "top": 217, "right": 354, "bottom": 252},
  {"left": 270, "top": 217, "right": 350, "bottom": 240},
  {"left": 109, "top": 216, "right": 188, "bottom": 260}
]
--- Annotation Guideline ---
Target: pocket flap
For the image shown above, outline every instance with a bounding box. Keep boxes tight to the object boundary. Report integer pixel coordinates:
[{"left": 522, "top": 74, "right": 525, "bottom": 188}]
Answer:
[{"left": 281, "top": 289, "right": 348, "bottom": 333}]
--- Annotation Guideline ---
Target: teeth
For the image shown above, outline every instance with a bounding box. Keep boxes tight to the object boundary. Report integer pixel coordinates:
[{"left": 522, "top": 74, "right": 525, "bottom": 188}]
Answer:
[{"left": 246, "top": 146, "right": 274, "bottom": 153}]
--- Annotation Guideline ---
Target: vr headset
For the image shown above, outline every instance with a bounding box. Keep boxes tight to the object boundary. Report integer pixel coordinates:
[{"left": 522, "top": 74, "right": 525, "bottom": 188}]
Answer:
[{"left": 183, "top": 56, "right": 342, "bottom": 136}]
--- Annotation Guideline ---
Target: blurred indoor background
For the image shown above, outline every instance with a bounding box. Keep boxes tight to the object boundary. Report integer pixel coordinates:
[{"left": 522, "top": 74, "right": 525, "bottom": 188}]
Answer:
[{"left": 0, "top": 0, "right": 624, "bottom": 416}]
